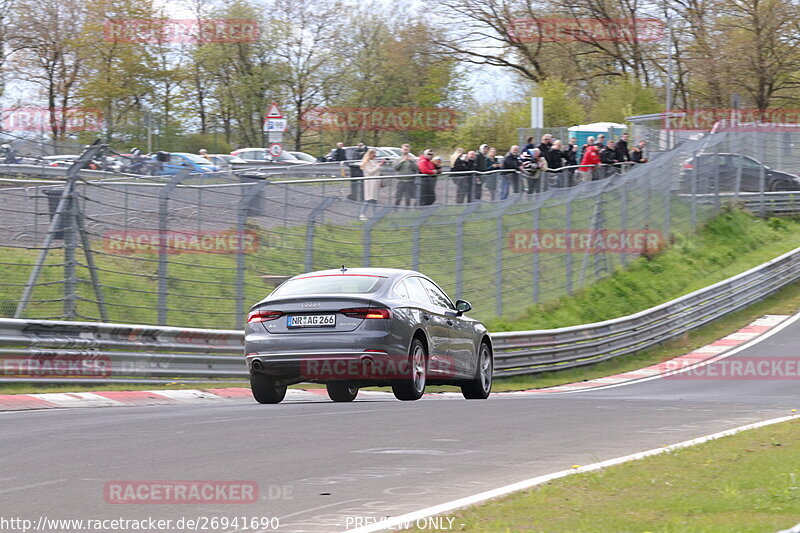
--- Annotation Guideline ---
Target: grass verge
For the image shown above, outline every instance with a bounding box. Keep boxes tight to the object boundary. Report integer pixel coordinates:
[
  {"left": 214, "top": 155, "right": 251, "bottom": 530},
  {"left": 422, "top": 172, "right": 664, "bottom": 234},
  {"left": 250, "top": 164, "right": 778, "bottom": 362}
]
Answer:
[{"left": 408, "top": 418, "right": 800, "bottom": 532}]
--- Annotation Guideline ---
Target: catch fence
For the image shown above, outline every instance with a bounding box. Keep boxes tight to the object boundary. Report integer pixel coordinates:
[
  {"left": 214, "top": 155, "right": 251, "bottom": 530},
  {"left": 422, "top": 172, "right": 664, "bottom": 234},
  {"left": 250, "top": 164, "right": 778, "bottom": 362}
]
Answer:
[{"left": 0, "top": 129, "right": 798, "bottom": 329}]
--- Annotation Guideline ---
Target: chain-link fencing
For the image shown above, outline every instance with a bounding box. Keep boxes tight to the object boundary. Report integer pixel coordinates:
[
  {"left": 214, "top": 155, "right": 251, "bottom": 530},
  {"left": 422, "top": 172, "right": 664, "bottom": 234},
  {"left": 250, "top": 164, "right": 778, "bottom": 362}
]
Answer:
[{"left": 0, "top": 129, "right": 798, "bottom": 329}]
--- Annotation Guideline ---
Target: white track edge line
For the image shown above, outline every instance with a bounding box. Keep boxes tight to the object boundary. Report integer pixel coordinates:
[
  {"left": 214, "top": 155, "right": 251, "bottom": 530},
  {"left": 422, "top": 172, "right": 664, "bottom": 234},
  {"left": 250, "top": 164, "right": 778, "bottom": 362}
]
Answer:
[
  {"left": 554, "top": 311, "right": 800, "bottom": 394},
  {"left": 342, "top": 414, "right": 800, "bottom": 533}
]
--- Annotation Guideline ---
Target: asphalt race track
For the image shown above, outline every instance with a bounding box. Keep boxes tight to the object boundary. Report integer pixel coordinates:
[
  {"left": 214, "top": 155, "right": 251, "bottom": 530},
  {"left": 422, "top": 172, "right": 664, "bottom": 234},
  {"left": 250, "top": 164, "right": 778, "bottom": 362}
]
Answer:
[{"left": 2, "top": 313, "right": 799, "bottom": 533}]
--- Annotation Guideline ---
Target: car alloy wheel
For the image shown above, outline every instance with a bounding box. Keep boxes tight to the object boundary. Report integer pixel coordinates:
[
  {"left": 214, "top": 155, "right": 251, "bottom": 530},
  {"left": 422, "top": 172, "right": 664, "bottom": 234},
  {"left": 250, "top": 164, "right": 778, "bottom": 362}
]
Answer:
[
  {"left": 462, "top": 342, "right": 492, "bottom": 399},
  {"left": 392, "top": 337, "right": 427, "bottom": 401}
]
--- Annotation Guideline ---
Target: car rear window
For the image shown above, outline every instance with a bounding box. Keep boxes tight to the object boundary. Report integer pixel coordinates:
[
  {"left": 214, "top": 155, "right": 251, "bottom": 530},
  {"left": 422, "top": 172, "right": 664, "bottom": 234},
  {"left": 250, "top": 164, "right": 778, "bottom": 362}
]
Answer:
[{"left": 272, "top": 275, "right": 386, "bottom": 296}]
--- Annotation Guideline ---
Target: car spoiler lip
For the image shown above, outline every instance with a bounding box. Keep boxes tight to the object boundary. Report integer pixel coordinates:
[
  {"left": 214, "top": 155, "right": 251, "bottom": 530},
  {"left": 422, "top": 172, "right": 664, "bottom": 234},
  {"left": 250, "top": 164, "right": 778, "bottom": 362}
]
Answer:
[{"left": 250, "top": 293, "right": 380, "bottom": 308}]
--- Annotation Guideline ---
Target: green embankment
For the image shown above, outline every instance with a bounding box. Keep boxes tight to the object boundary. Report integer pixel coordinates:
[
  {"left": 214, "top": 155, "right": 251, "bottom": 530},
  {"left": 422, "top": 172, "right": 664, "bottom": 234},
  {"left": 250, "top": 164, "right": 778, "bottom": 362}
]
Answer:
[
  {"left": 488, "top": 210, "right": 800, "bottom": 331},
  {"left": 408, "top": 418, "right": 800, "bottom": 532}
]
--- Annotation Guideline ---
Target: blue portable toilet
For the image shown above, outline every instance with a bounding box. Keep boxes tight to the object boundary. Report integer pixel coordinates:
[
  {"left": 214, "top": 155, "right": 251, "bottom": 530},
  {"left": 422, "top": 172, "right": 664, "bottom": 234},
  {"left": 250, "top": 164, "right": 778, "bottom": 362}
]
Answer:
[{"left": 568, "top": 122, "right": 628, "bottom": 147}]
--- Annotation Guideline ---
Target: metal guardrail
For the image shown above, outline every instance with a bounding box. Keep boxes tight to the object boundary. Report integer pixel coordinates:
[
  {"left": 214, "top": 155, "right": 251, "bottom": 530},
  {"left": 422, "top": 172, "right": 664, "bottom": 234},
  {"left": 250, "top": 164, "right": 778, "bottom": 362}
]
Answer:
[
  {"left": 688, "top": 191, "right": 800, "bottom": 216},
  {"left": 2, "top": 244, "right": 799, "bottom": 384}
]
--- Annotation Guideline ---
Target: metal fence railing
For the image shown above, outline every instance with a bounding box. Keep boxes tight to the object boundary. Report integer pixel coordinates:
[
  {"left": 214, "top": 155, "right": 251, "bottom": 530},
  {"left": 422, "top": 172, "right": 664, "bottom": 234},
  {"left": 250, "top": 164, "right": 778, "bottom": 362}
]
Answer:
[
  {"left": 2, "top": 243, "right": 798, "bottom": 384},
  {"left": 1, "top": 130, "right": 800, "bottom": 329}
]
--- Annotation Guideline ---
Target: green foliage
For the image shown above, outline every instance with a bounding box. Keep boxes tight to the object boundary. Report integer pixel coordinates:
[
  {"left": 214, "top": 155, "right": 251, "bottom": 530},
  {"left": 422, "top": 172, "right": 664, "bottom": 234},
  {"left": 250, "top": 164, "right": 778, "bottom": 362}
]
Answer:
[
  {"left": 589, "top": 77, "right": 662, "bottom": 124},
  {"left": 453, "top": 100, "right": 529, "bottom": 151},
  {"left": 175, "top": 133, "right": 233, "bottom": 154},
  {"left": 534, "top": 78, "right": 585, "bottom": 127}
]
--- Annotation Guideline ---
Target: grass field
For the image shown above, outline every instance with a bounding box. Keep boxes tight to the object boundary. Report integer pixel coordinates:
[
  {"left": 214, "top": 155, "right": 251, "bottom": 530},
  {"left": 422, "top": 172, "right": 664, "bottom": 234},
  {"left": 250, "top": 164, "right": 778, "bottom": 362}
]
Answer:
[{"left": 407, "top": 418, "right": 800, "bottom": 532}]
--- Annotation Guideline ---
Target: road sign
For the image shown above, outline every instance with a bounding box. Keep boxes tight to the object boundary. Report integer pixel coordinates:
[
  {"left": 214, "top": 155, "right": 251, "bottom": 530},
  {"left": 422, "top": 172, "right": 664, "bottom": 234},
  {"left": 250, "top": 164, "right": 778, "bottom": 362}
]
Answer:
[
  {"left": 267, "top": 131, "right": 283, "bottom": 143},
  {"left": 268, "top": 143, "right": 283, "bottom": 157},
  {"left": 264, "top": 118, "right": 287, "bottom": 132},
  {"left": 266, "top": 102, "right": 283, "bottom": 118}
]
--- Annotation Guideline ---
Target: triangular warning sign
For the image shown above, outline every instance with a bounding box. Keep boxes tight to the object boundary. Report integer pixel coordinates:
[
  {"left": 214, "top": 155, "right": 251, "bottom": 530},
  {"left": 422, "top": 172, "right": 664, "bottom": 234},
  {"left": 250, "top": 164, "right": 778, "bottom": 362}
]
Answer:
[{"left": 266, "top": 102, "right": 283, "bottom": 118}]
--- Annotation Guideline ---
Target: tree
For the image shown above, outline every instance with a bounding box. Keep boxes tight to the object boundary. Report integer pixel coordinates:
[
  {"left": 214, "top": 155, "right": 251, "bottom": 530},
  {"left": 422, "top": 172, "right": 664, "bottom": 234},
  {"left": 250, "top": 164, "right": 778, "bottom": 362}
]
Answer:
[
  {"left": 0, "top": 0, "right": 14, "bottom": 102},
  {"left": 270, "top": 0, "right": 347, "bottom": 150},
  {"left": 589, "top": 76, "right": 661, "bottom": 122},
  {"left": 9, "top": 0, "right": 89, "bottom": 138},
  {"left": 75, "top": 0, "right": 159, "bottom": 144},
  {"left": 718, "top": 0, "right": 800, "bottom": 111},
  {"left": 534, "top": 78, "right": 585, "bottom": 126}
]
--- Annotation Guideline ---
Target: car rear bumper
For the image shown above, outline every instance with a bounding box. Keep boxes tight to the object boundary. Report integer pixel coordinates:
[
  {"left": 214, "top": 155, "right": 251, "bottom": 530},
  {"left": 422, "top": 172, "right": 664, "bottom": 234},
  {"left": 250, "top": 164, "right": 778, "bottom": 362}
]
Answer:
[{"left": 246, "top": 350, "right": 416, "bottom": 382}]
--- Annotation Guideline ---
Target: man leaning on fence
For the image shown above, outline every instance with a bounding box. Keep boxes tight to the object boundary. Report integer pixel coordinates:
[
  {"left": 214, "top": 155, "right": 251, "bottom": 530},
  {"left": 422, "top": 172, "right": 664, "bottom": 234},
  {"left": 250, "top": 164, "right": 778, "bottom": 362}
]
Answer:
[
  {"left": 417, "top": 149, "right": 437, "bottom": 206},
  {"left": 501, "top": 145, "right": 521, "bottom": 200},
  {"left": 394, "top": 143, "right": 418, "bottom": 206}
]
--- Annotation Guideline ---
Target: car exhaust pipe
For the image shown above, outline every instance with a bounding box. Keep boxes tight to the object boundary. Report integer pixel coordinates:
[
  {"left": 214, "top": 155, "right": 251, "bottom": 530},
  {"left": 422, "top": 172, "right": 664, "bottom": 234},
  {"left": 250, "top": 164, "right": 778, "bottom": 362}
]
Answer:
[{"left": 251, "top": 359, "right": 263, "bottom": 371}]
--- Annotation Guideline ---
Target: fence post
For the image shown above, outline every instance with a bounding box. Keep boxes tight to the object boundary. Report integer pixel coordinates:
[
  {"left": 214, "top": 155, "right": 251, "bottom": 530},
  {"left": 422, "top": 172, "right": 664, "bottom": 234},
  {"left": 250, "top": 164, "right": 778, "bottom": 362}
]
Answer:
[
  {"left": 157, "top": 170, "right": 190, "bottom": 326},
  {"left": 362, "top": 207, "right": 392, "bottom": 267},
  {"left": 62, "top": 188, "right": 78, "bottom": 320},
  {"left": 759, "top": 164, "right": 766, "bottom": 217},
  {"left": 620, "top": 178, "right": 629, "bottom": 266},
  {"left": 236, "top": 179, "right": 269, "bottom": 329},
  {"left": 411, "top": 206, "right": 441, "bottom": 271},
  {"left": 454, "top": 203, "right": 481, "bottom": 300},
  {"left": 531, "top": 189, "right": 554, "bottom": 303},
  {"left": 495, "top": 196, "right": 520, "bottom": 317},
  {"left": 304, "top": 197, "right": 335, "bottom": 272},
  {"left": 691, "top": 149, "right": 699, "bottom": 231},
  {"left": 579, "top": 180, "right": 611, "bottom": 289},
  {"left": 713, "top": 143, "right": 721, "bottom": 212},
  {"left": 14, "top": 142, "right": 106, "bottom": 319}
]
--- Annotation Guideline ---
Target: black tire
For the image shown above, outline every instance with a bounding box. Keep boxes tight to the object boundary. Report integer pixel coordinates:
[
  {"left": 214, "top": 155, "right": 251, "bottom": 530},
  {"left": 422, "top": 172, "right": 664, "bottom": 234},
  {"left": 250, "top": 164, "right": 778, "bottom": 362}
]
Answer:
[
  {"left": 250, "top": 373, "right": 287, "bottom": 404},
  {"left": 769, "top": 180, "right": 793, "bottom": 192},
  {"left": 392, "top": 337, "right": 427, "bottom": 401},
  {"left": 461, "top": 341, "right": 493, "bottom": 399},
  {"left": 326, "top": 382, "right": 359, "bottom": 402}
]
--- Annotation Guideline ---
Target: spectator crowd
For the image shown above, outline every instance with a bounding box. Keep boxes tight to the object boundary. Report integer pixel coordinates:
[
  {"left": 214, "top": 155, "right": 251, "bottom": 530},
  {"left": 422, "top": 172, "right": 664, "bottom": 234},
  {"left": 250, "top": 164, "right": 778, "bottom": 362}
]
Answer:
[{"left": 328, "top": 132, "right": 649, "bottom": 210}]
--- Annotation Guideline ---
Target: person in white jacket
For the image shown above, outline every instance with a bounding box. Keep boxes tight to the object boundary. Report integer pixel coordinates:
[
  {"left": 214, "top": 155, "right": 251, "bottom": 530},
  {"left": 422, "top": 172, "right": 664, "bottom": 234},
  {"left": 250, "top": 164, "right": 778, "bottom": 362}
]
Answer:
[{"left": 359, "top": 148, "right": 385, "bottom": 220}]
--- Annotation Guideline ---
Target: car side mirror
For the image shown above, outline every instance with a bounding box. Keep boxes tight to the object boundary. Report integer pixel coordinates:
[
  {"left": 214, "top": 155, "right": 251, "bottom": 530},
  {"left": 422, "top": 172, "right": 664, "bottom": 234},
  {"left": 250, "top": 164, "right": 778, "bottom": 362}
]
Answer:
[{"left": 455, "top": 299, "right": 471, "bottom": 316}]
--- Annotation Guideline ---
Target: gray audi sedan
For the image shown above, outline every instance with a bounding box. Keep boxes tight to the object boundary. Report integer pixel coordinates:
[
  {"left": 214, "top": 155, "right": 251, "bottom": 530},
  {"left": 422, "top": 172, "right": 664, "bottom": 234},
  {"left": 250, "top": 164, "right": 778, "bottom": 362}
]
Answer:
[{"left": 245, "top": 267, "right": 493, "bottom": 403}]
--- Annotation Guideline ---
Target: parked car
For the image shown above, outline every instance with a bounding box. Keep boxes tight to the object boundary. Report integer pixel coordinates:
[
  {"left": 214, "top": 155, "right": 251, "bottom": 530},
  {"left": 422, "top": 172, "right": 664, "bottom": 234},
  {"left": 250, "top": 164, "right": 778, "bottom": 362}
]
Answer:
[
  {"left": 231, "top": 148, "right": 305, "bottom": 165},
  {"left": 324, "top": 146, "right": 400, "bottom": 162},
  {"left": 378, "top": 147, "right": 409, "bottom": 159},
  {"left": 43, "top": 155, "right": 81, "bottom": 168},
  {"left": 208, "top": 154, "right": 247, "bottom": 169},
  {"left": 151, "top": 152, "right": 218, "bottom": 175},
  {"left": 245, "top": 267, "right": 493, "bottom": 404},
  {"left": 287, "top": 151, "right": 317, "bottom": 163},
  {"left": 679, "top": 153, "right": 800, "bottom": 193}
]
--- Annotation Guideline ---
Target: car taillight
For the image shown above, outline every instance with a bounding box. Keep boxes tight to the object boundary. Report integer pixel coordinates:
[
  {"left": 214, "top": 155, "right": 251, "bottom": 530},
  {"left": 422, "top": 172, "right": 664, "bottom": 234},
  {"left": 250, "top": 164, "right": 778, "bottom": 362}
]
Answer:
[
  {"left": 683, "top": 162, "right": 693, "bottom": 169},
  {"left": 247, "top": 310, "right": 283, "bottom": 323},
  {"left": 340, "top": 307, "right": 391, "bottom": 319}
]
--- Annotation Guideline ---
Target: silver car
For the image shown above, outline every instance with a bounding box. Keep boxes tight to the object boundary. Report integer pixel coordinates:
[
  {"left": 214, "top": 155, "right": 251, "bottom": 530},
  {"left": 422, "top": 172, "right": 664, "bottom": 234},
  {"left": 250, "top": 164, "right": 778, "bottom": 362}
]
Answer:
[{"left": 245, "top": 268, "right": 493, "bottom": 403}]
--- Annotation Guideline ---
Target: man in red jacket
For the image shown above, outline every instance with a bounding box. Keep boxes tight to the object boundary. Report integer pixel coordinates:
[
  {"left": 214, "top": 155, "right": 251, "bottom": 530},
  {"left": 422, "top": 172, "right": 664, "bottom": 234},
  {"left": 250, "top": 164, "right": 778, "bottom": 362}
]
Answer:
[
  {"left": 417, "top": 149, "right": 437, "bottom": 206},
  {"left": 579, "top": 145, "right": 600, "bottom": 182}
]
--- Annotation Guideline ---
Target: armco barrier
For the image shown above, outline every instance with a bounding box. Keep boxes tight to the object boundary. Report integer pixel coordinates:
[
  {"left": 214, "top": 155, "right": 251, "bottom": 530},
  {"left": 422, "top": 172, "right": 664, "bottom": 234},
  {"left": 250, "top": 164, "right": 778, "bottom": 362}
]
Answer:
[{"left": 1, "top": 245, "right": 800, "bottom": 384}]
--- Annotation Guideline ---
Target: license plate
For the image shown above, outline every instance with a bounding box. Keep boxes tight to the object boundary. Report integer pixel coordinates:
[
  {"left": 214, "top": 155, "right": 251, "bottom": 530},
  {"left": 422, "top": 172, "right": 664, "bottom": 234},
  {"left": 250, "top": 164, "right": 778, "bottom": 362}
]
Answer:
[{"left": 287, "top": 314, "right": 336, "bottom": 328}]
